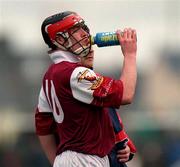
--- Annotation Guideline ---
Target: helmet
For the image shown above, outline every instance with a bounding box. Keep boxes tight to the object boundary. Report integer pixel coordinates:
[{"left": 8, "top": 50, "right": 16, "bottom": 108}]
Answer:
[{"left": 41, "top": 11, "right": 91, "bottom": 57}]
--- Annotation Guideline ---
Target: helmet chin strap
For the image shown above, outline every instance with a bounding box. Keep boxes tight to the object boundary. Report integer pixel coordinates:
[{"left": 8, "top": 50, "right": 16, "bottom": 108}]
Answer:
[{"left": 73, "top": 45, "right": 91, "bottom": 57}]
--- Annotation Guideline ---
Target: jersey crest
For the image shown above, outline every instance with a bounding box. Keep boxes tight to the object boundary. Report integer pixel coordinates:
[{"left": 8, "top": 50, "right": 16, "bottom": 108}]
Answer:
[{"left": 77, "top": 69, "right": 103, "bottom": 90}]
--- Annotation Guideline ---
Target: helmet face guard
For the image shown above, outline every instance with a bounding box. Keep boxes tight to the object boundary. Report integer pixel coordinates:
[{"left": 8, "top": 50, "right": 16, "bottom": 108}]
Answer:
[{"left": 46, "top": 13, "right": 91, "bottom": 57}]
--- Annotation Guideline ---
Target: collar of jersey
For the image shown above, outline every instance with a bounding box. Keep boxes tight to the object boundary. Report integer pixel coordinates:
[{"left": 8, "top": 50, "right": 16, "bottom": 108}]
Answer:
[{"left": 49, "top": 50, "right": 80, "bottom": 64}]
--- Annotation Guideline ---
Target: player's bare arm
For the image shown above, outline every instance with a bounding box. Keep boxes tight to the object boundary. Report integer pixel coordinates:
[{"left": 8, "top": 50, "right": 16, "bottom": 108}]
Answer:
[
  {"left": 38, "top": 135, "right": 57, "bottom": 165},
  {"left": 117, "top": 28, "right": 137, "bottom": 105}
]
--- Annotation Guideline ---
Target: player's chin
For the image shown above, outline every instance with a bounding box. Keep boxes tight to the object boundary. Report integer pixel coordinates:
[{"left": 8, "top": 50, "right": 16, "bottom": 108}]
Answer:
[{"left": 85, "top": 60, "right": 93, "bottom": 68}]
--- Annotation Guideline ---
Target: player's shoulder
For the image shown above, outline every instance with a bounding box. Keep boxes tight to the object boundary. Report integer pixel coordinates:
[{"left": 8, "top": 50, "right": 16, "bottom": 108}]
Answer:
[
  {"left": 43, "top": 62, "right": 82, "bottom": 81},
  {"left": 71, "top": 65, "right": 97, "bottom": 80},
  {"left": 45, "top": 62, "right": 75, "bottom": 74},
  {"left": 56, "top": 62, "right": 84, "bottom": 77}
]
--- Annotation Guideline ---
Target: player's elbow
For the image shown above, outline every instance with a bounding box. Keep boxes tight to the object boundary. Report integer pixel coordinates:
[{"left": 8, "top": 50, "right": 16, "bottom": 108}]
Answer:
[
  {"left": 120, "top": 79, "right": 136, "bottom": 105},
  {"left": 121, "top": 93, "right": 135, "bottom": 105}
]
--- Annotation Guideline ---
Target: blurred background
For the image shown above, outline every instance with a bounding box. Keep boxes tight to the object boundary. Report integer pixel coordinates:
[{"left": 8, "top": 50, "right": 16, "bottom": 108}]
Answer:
[{"left": 0, "top": 0, "right": 180, "bottom": 167}]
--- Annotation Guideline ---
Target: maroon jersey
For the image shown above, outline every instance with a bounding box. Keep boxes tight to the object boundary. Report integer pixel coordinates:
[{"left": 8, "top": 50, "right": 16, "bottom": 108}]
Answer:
[{"left": 35, "top": 50, "right": 123, "bottom": 157}]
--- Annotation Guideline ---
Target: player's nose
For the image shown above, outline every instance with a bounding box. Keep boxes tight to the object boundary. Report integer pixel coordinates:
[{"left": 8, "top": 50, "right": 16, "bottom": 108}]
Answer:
[{"left": 80, "top": 28, "right": 88, "bottom": 37}]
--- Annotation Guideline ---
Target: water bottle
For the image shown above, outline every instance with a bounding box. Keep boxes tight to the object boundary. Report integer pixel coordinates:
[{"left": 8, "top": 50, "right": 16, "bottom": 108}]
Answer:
[{"left": 91, "top": 31, "right": 120, "bottom": 47}]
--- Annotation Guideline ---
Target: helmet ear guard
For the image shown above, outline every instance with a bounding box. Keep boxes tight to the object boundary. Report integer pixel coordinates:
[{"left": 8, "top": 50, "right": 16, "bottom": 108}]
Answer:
[{"left": 53, "top": 32, "right": 72, "bottom": 50}]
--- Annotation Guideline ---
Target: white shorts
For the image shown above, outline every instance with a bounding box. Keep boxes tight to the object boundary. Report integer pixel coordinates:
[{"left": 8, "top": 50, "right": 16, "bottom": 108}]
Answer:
[{"left": 53, "top": 150, "right": 110, "bottom": 167}]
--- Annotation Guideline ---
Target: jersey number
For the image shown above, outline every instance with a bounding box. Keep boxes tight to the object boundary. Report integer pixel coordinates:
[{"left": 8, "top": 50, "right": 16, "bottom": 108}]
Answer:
[{"left": 45, "top": 80, "right": 64, "bottom": 123}]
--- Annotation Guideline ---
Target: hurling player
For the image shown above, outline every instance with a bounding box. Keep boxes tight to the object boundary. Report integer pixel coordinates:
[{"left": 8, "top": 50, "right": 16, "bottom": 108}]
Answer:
[{"left": 35, "top": 11, "right": 137, "bottom": 167}]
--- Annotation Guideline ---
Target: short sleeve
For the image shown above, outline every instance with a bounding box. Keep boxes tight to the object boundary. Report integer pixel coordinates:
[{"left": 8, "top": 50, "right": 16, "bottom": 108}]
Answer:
[
  {"left": 70, "top": 67, "right": 123, "bottom": 108},
  {"left": 35, "top": 87, "right": 56, "bottom": 135}
]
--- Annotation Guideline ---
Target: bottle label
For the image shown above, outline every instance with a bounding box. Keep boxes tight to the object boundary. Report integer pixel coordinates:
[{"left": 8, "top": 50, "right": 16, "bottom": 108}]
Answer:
[
  {"left": 100, "top": 32, "right": 118, "bottom": 43},
  {"left": 92, "top": 31, "right": 120, "bottom": 47}
]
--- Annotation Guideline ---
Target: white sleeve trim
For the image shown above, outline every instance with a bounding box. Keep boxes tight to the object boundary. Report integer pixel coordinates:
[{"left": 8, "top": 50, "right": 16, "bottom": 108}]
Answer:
[
  {"left": 38, "top": 86, "right": 52, "bottom": 113},
  {"left": 70, "top": 67, "right": 96, "bottom": 104}
]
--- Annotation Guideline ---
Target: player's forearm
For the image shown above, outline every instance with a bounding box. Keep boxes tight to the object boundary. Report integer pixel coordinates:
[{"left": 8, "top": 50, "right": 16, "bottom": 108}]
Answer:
[
  {"left": 116, "top": 28, "right": 137, "bottom": 105},
  {"left": 38, "top": 134, "right": 57, "bottom": 165},
  {"left": 120, "top": 56, "right": 137, "bottom": 104}
]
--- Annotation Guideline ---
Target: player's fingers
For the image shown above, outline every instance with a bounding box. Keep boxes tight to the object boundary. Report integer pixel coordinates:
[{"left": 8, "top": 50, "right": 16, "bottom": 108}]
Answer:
[
  {"left": 117, "top": 149, "right": 127, "bottom": 154},
  {"left": 117, "top": 147, "right": 130, "bottom": 154},
  {"left": 132, "top": 29, "right": 137, "bottom": 41},
  {"left": 127, "top": 28, "right": 132, "bottom": 39},
  {"left": 117, "top": 153, "right": 129, "bottom": 161},
  {"left": 116, "top": 29, "right": 121, "bottom": 38},
  {"left": 116, "top": 29, "right": 123, "bottom": 41},
  {"left": 117, "top": 152, "right": 129, "bottom": 158},
  {"left": 123, "top": 28, "right": 128, "bottom": 39},
  {"left": 118, "top": 157, "right": 129, "bottom": 163}
]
